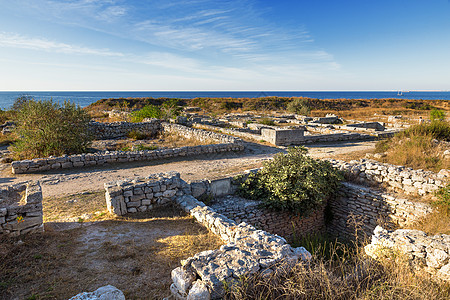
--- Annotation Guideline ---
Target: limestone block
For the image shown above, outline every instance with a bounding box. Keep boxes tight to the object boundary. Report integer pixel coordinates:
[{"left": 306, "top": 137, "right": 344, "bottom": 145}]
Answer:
[
  {"left": 187, "top": 280, "right": 210, "bottom": 300},
  {"left": 3, "top": 216, "right": 43, "bottom": 231},
  {"left": 68, "top": 285, "right": 125, "bottom": 300},
  {"left": 426, "top": 248, "right": 449, "bottom": 269},
  {"left": 438, "top": 263, "right": 450, "bottom": 281},
  {"left": 163, "top": 189, "right": 177, "bottom": 198},
  {"left": 172, "top": 266, "right": 196, "bottom": 294}
]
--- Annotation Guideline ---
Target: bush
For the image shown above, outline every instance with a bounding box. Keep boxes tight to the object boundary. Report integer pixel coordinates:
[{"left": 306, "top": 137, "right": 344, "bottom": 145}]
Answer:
[
  {"left": 11, "top": 99, "right": 92, "bottom": 159},
  {"left": 287, "top": 97, "right": 311, "bottom": 115},
  {"left": 400, "top": 120, "right": 450, "bottom": 141},
  {"left": 430, "top": 109, "right": 446, "bottom": 121},
  {"left": 237, "top": 147, "right": 343, "bottom": 216},
  {"left": 161, "top": 99, "right": 182, "bottom": 120},
  {"left": 130, "top": 105, "right": 161, "bottom": 122}
]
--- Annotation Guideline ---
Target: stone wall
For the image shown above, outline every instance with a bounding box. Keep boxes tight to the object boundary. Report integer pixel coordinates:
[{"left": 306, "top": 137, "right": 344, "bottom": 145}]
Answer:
[
  {"left": 0, "top": 181, "right": 43, "bottom": 237},
  {"left": 194, "top": 123, "right": 375, "bottom": 145},
  {"left": 88, "top": 120, "right": 161, "bottom": 139},
  {"left": 163, "top": 122, "right": 243, "bottom": 144},
  {"left": 104, "top": 172, "right": 183, "bottom": 215},
  {"left": 365, "top": 226, "right": 450, "bottom": 282},
  {"left": 11, "top": 124, "right": 244, "bottom": 174},
  {"left": 330, "top": 159, "right": 449, "bottom": 195},
  {"left": 210, "top": 195, "right": 326, "bottom": 243},
  {"left": 104, "top": 172, "right": 312, "bottom": 299},
  {"left": 328, "top": 182, "right": 432, "bottom": 240},
  {"left": 171, "top": 194, "right": 311, "bottom": 299}
]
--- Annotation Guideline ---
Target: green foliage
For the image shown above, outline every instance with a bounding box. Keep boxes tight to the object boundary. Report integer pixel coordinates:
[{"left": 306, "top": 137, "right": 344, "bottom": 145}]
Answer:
[
  {"left": 430, "top": 109, "right": 446, "bottom": 121},
  {"left": 130, "top": 105, "right": 161, "bottom": 122},
  {"left": 130, "top": 99, "right": 182, "bottom": 122},
  {"left": 286, "top": 97, "right": 311, "bottom": 116},
  {"left": 435, "top": 185, "right": 450, "bottom": 210},
  {"left": 161, "top": 99, "right": 182, "bottom": 120},
  {"left": 405, "top": 101, "right": 434, "bottom": 110},
  {"left": 11, "top": 99, "right": 92, "bottom": 159},
  {"left": 374, "top": 139, "right": 390, "bottom": 153},
  {"left": 258, "top": 118, "right": 275, "bottom": 126},
  {"left": 237, "top": 147, "right": 344, "bottom": 216}
]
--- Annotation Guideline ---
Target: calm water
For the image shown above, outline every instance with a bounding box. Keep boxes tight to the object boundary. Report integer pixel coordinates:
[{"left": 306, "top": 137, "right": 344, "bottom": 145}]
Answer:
[{"left": 0, "top": 91, "right": 449, "bottom": 109}]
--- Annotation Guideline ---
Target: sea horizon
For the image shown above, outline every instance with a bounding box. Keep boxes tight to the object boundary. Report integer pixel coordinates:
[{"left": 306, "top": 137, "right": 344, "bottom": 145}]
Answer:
[{"left": 0, "top": 90, "right": 449, "bottom": 110}]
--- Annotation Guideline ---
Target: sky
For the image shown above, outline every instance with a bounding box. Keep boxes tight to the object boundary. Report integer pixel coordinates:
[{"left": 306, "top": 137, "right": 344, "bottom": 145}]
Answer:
[{"left": 0, "top": 0, "right": 449, "bottom": 91}]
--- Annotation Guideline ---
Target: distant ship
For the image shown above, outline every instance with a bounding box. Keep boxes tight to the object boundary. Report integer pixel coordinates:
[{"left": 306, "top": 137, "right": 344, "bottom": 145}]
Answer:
[{"left": 397, "top": 90, "right": 410, "bottom": 96}]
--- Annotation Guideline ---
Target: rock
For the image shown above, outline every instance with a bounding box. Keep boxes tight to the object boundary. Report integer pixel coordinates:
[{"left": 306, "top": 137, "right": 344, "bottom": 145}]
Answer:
[
  {"left": 68, "top": 285, "right": 125, "bottom": 300},
  {"left": 187, "top": 280, "right": 210, "bottom": 300}
]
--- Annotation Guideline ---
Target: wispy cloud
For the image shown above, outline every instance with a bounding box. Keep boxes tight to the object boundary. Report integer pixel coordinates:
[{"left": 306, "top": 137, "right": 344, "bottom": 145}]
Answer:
[{"left": 0, "top": 32, "right": 124, "bottom": 57}]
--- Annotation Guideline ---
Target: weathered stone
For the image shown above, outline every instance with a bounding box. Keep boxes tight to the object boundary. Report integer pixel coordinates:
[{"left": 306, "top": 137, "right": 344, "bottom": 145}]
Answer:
[
  {"left": 68, "top": 285, "right": 125, "bottom": 300},
  {"left": 187, "top": 280, "right": 210, "bottom": 300}
]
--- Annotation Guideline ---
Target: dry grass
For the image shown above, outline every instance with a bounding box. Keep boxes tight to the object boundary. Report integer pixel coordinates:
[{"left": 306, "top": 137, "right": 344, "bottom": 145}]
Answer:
[
  {"left": 224, "top": 240, "right": 450, "bottom": 300},
  {"left": 405, "top": 205, "right": 450, "bottom": 235},
  {"left": 377, "top": 134, "right": 449, "bottom": 172},
  {"left": 43, "top": 191, "right": 108, "bottom": 222},
  {"left": 0, "top": 205, "right": 223, "bottom": 300}
]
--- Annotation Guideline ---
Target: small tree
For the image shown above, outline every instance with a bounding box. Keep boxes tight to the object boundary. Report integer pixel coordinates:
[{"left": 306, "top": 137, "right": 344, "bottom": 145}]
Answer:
[
  {"left": 238, "top": 147, "right": 343, "bottom": 216},
  {"left": 11, "top": 99, "right": 92, "bottom": 159},
  {"left": 287, "top": 98, "right": 311, "bottom": 116}
]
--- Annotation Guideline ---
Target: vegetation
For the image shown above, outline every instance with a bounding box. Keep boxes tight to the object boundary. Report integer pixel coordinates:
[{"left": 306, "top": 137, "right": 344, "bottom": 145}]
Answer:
[
  {"left": 130, "top": 104, "right": 161, "bottom": 122},
  {"left": 11, "top": 99, "right": 92, "bottom": 160},
  {"left": 237, "top": 147, "right": 343, "bottom": 216},
  {"left": 430, "top": 109, "right": 446, "bottom": 121},
  {"left": 258, "top": 117, "right": 275, "bottom": 126},
  {"left": 130, "top": 99, "right": 182, "bottom": 122},
  {"left": 374, "top": 118, "right": 450, "bottom": 172},
  {"left": 224, "top": 238, "right": 450, "bottom": 300},
  {"left": 286, "top": 97, "right": 311, "bottom": 115}
]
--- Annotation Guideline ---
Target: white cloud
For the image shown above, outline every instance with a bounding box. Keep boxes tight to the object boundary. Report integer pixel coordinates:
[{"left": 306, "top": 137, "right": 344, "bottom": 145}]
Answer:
[{"left": 0, "top": 32, "right": 124, "bottom": 57}]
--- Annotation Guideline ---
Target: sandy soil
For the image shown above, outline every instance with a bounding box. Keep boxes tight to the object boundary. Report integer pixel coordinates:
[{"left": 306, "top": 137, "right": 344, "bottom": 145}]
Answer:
[{"left": 0, "top": 140, "right": 376, "bottom": 198}]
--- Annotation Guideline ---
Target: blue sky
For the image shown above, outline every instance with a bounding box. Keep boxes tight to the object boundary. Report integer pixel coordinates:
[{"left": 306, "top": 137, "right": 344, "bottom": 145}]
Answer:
[{"left": 0, "top": 0, "right": 449, "bottom": 91}]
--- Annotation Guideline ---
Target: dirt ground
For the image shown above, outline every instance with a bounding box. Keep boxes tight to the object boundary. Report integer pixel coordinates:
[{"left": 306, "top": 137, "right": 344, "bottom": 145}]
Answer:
[
  {"left": 0, "top": 140, "right": 376, "bottom": 198},
  {"left": 0, "top": 140, "right": 376, "bottom": 299}
]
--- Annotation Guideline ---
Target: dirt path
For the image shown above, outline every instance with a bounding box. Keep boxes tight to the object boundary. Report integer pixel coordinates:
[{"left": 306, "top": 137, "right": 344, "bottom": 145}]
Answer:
[{"left": 0, "top": 140, "right": 376, "bottom": 198}]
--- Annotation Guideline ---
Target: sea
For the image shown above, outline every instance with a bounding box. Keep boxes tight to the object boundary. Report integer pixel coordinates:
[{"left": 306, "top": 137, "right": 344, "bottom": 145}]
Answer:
[{"left": 0, "top": 91, "right": 449, "bottom": 109}]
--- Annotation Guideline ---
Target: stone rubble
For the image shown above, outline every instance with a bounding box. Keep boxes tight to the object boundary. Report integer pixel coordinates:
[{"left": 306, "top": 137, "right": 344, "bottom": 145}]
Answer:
[{"left": 365, "top": 226, "right": 450, "bottom": 282}]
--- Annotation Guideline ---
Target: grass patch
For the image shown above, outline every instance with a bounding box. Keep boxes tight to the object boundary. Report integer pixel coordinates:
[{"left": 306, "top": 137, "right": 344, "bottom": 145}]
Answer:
[
  {"left": 224, "top": 238, "right": 450, "bottom": 300},
  {"left": 374, "top": 121, "right": 450, "bottom": 172},
  {"left": 1, "top": 206, "right": 223, "bottom": 299},
  {"left": 43, "top": 191, "right": 107, "bottom": 222}
]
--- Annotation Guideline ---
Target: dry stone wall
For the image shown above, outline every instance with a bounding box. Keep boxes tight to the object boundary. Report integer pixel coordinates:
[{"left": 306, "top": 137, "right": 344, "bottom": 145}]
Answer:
[
  {"left": 172, "top": 194, "right": 311, "bottom": 299},
  {"left": 0, "top": 181, "right": 43, "bottom": 237},
  {"left": 88, "top": 120, "right": 161, "bottom": 139},
  {"left": 365, "top": 226, "right": 450, "bottom": 282},
  {"left": 330, "top": 159, "right": 449, "bottom": 196},
  {"left": 328, "top": 182, "right": 432, "bottom": 240},
  {"left": 11, "top": 123, "right": 244, "bottom": 174},
  {"left": 103, "top": 172, "right": 312, "bottom": 299},
  {"left": 104, "top": 172, "right": 183, "bottom": 215},
  {"left": 210, "top": 195, "right": 326, "bottom": 243}
]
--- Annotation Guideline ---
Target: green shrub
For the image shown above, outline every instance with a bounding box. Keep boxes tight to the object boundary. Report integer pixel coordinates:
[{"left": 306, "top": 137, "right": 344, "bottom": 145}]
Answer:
[
  {"left": 127, "top": 130, "right": 151, "bottom": 140},
  {"left": 161, "top": 99, "right": 182, "bottom": 120},
  {"left": 435, "top": 185, "right": 450, "bottom": 210},
  {"left": 11, "top": 99, "right": 92, "bottom": 159},
  {"left": 131, "top": 105, "right": 161, "bottom": 122},
  {"left": 237, "top": 147, "right": 344, "bottom": 216},
  {"left": 430, "top": 109, "right": 446, "bottom": 121},
  {"left": 286, "top": 97, "right": 311, "bottom": 116}
]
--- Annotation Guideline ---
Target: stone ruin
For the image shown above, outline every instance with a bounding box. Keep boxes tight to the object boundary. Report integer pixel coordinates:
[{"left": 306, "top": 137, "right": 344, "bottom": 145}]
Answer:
[
  {"left": 0, "top": 181, "right": 43, "bottom": 237},
  {"left": 365, "top": 226, "right": 450, "bottom": 282}
]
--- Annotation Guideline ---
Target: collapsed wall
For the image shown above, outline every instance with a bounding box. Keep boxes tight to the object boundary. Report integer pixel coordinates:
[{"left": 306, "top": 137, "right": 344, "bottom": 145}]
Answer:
[
  {"left": 0, "top": 181, "right": 43, "bottom": 237},
  {"left": 365, "top": 226, "right": 450, "bottom": 282}
]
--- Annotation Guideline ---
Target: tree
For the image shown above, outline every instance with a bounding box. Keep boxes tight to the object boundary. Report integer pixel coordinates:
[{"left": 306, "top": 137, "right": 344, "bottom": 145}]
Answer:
[{"left": 11, "top": 99, "right": 92, "bottom": 159}]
